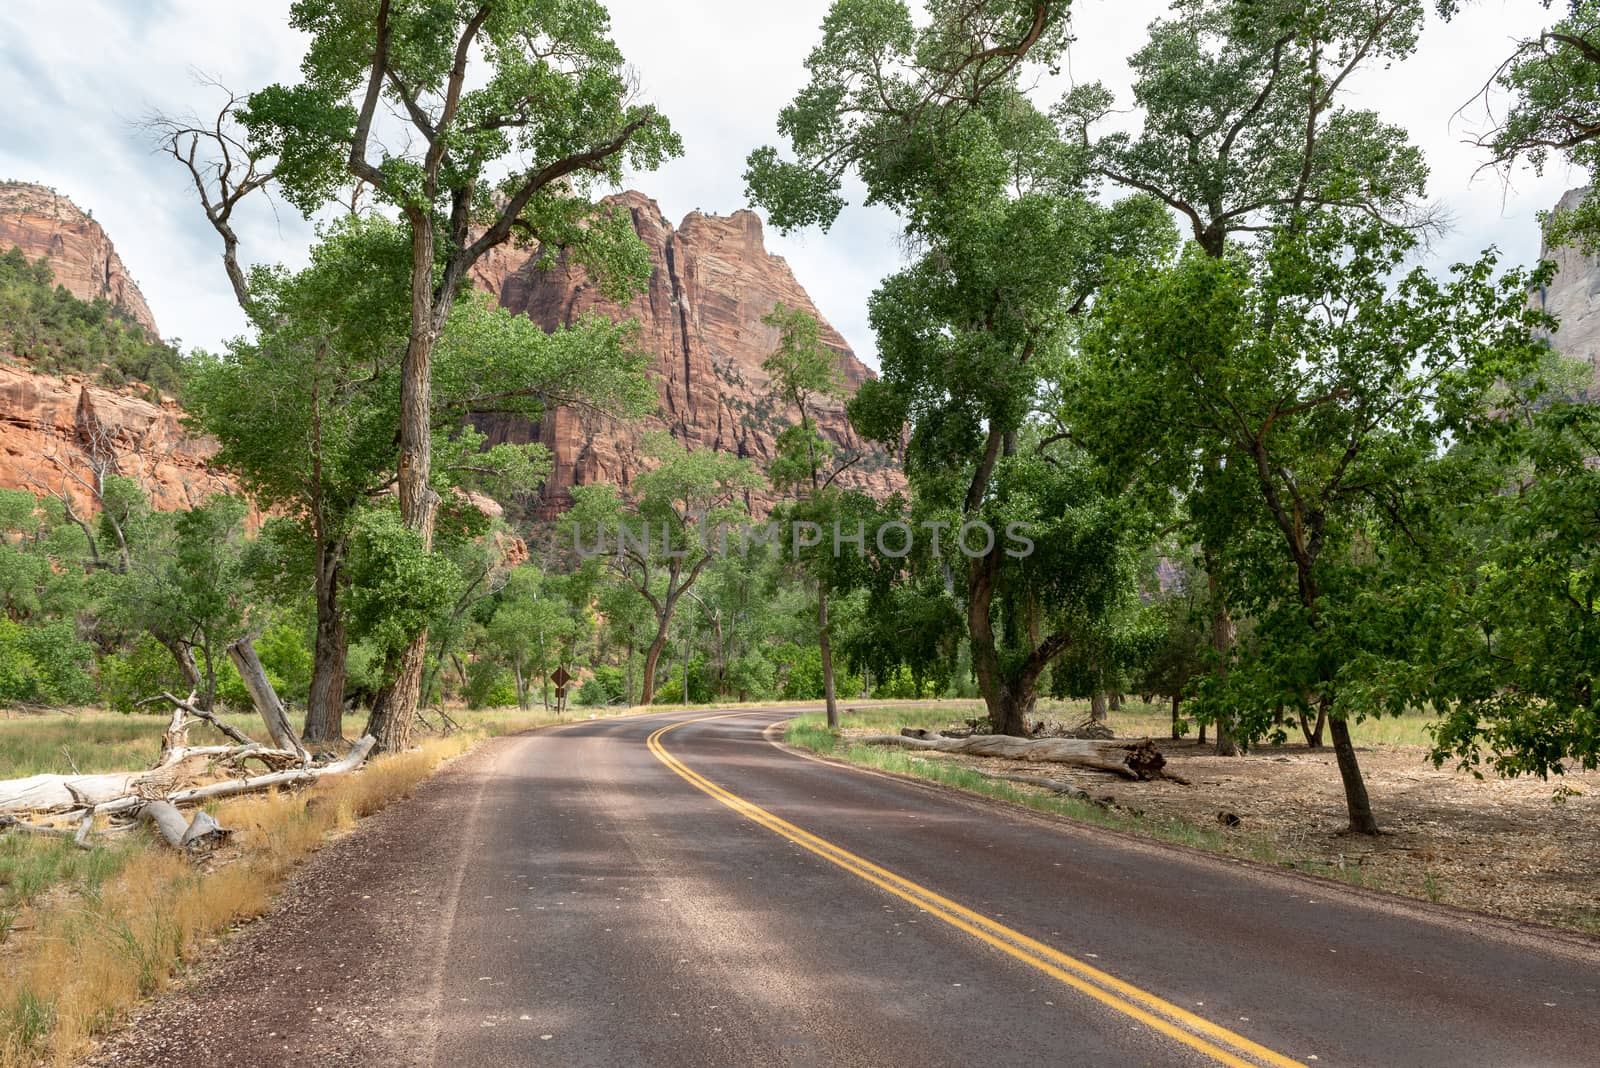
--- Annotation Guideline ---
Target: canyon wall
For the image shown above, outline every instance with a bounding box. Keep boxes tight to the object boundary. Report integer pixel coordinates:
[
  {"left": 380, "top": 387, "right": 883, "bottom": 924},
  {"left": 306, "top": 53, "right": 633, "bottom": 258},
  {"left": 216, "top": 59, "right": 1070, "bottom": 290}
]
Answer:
[
  {"left": 0, "top": 362, "right": 228, "bottom": 514},
  {"left": 0, "top": 181, "right": 160, "bottom": 337},
  {"left": 472, "top": 191, "right": 901, "bottom": 517}
]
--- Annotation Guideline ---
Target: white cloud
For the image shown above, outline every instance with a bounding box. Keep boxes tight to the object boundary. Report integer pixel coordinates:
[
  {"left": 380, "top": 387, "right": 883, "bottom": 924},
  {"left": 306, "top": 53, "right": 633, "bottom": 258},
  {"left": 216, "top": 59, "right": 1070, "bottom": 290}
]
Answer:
[{"left": 0, "top": 0, "right": 1581, "bottom": 367}]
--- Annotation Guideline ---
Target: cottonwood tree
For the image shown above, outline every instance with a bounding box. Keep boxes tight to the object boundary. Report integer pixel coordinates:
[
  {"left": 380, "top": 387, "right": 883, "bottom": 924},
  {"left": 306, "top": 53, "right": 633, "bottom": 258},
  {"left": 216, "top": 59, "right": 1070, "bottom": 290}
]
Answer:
[
  {"left": 169, "top": 0, "right": 679, "bottom": 751},
  {"left": 1056, "top": 0, "right": 1433, "bottom": 753},
  {"left": 1075, "top": 218, "right": 1549, "bottom": 832},
  {"left": 567, "top": 434, "right": 760, "bottom": 705},
  {"left": 1345, "top": 345, "right": 1600, "bottom": 781},
  {"left": 750, "top": 0, "right": 1174, "bottom": 734},
  {"left": 1445, "top": 0, "right": 1600, "bottom": 249},
  {"left": 102, "top": 496, "right": 253, "bottom": 713},
  {"left": 188, "top": 215, "right": 650, "bottom": 741},
  {"left": 761, "top": 303, "right": 862, "bottom": 728}
]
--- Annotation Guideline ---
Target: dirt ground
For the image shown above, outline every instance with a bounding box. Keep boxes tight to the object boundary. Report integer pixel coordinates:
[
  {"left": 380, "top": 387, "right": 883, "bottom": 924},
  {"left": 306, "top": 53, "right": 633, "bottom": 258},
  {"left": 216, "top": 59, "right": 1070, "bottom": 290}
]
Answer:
[{"left": 840, "top": 726, "right": 1600, "bottom": 934}]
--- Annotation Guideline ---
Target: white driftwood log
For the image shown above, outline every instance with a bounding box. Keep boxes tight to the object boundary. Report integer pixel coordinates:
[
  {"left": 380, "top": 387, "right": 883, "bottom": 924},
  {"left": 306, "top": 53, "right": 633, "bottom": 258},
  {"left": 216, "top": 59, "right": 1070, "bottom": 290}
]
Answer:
[
  {"left": 140, "top": 800, "right": 231, "bottom": 852},
  {"left": 226, "top": 636, "right": 312, "bottom": 764},
  {"left": 93, "top": 735, "right": 377, "bottom": 817},
  {"left": 860, "top": 730, "right": 1173, "bottom": 781}
]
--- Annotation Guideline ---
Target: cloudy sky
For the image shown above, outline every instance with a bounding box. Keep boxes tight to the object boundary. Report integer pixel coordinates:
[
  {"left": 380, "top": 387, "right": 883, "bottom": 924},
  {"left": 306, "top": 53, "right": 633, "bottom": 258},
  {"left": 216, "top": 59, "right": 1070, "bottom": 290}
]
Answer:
[{"left": 0, "top": 0, "right": 1577, "bottom": 366}]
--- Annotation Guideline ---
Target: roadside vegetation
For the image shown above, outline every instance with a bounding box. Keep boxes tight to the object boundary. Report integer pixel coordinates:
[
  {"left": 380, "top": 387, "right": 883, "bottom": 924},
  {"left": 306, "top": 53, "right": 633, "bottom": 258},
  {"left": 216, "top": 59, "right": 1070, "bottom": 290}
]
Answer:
[{"left": 0, "top": 705, "right": 611, "bottom": 1067}]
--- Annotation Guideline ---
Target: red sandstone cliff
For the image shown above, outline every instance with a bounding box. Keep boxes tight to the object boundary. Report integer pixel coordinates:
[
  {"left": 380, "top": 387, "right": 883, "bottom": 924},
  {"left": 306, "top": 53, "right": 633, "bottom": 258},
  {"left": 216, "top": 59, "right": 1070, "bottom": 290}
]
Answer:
[
  {"left": 472, "top": 191, "right": 901, "bottom": 516},
  {"left": 0, "top": 362, "right": 229, "bottom": 514},
  {"left": 0, "top": 181, "right": 160, "bottom": 337}
]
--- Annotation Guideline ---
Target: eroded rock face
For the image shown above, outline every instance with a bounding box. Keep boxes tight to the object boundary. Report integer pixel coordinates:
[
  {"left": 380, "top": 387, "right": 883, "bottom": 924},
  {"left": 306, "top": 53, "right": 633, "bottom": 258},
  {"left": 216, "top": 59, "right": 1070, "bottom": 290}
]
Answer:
[
  {"left": 0, "top": 363, "right": 230, "bottom": 514},
  {"left": 0, "top": 181, "right": 160, "bottom": 337},
  {"left": 472, "top": 191, "right": 901, "bottom": 517},
  {"left": 1536, "top": 187, "right": 1600, "bottom": 400}
]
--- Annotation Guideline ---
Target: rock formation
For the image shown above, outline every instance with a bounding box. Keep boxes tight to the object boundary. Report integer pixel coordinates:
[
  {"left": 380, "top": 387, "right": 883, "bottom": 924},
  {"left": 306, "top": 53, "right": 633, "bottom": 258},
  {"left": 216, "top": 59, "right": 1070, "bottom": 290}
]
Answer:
[
  {"left": 0, "top": 362, "right": 229, "bottom": 514},
  {"left": 472, "top": 191, "right": 901, "bottom": 517},
  {"left": 0, "top": 181, "right": 160, "bottom": 337},
  {"left": 1534, "top": 186, "right": 1600, "bottom": 398}
]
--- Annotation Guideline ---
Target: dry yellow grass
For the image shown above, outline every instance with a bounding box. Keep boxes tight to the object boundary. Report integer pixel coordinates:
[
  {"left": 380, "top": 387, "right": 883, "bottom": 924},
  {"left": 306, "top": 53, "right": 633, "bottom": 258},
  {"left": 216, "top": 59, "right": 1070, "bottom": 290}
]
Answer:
[{"left": 0, "top": 711, "right": 580, "bottom": 1067}]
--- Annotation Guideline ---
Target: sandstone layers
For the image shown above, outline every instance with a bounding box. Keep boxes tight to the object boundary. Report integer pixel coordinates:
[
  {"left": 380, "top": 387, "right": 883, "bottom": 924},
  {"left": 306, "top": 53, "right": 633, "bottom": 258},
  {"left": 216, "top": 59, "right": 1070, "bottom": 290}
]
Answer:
[
  {"left": 0, "top": 362, "right": 228, "bottom": 514},
  {"left": 1, "top": 183, "right": 899, "bottom": 520},
  {"left": 0, "top": 181, "right": 160, "bottom": 336},
  {"left": 0, "top": 184, "right": 223, "bottom": 514},
  {"left": 472, "top": 191, "right": 901, "bottom": 517}
]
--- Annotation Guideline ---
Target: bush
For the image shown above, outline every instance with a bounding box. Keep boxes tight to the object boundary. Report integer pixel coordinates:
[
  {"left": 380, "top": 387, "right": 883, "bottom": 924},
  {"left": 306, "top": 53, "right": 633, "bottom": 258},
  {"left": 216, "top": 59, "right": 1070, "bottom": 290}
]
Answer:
[
  {"left": 98, "top": 635, "right": 188, "bottom": 713},
  {"left": 577, "top": 665, "right": 626, "bottom": 706},
  {"left": 256, "top": 618, "right": 313, "bottom": 707},
  {"left": 464, "top": 658, "right": 516, "bottom": 709},
  {"left": 0, "top": 619, "right": 97, "bottom": 707}
]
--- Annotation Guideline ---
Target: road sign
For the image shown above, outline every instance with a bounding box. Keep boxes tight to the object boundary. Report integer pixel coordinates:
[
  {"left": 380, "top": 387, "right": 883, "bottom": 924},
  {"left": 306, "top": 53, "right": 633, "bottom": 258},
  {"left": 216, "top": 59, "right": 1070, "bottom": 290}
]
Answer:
[{"left": 551, "top": 666, "right": 571, "bottom": 688}]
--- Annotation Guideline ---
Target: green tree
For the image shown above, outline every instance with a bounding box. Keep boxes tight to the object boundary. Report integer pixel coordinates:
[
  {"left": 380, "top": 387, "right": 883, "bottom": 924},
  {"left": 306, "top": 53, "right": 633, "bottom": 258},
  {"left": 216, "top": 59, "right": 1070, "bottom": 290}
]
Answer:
[
  {"left": 175, "top": 0, "right": 680, "bottom": 751},
  {"left": 1058, "top": 0, "right": 1435, "bottom": 754},
  {"left": 1350, "top": 350, "right": 1600, "bottom": 779},
  {"left": 1445, "top": 0, "right": 1600, "bottom": 249},
  {"left": 188, "top": 214, "right": 650, "bottom": 740},
  {"left": 481, "top": 567, "right": 573, "bottom": 709},
  {"left": 1075, "top": 218, "right": 1550, "bottom": 832},
  {"left": 102, "top": 495, "right": 253, "bottom": 712},
  {"left": 751, "top": 2, "right": 1174, "bottom": 734},
  {"left": 567, "top": 434, "right": 760, "bottom": 705},
  {"left": 761, "top": 303, "right": 857, "bottom": 727}
]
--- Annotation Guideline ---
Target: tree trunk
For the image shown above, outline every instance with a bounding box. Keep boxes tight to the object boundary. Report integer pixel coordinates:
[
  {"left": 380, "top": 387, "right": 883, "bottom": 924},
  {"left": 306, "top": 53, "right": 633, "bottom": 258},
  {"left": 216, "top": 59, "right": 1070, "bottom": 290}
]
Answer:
[
  {"left": 1300, "top": 695, "right": 1327, "bottom": 748},
  {"left": 226, "top": 637, "right": 311, "bottom": 763},
  {"left": 818, "top": 587, "right": 838, "bottom": 729},
  {"left": 140, "top": 800, "right": 229, "bottom": 852},
  {"left": 1171, "top": 694, "right": 1181, "bottom": 741},
  {"left": 365, "top": 637, "right": 429, "bottom": 753},
  {"left": 1328, "top": 716, "right": 1379, "bottom": 834},
  {"left": 1208, "top": 566, "right": 1240, "bottom": 756},
  {"left": 303, "top": 547, "right": 347, "bottom": 744},
  {"left": 640, "top": 620, "right": 671, "bottom": 705},
  {"left": 161, "top": 638, "right": 203, "bottom": 705},
  {"left": 1090, "top": 692, "right": 1108, "bottom": 723},
  {"left": 365, "top": 211, "right": 443, "bottom": 754},
  {"left": 1109, "top": 692, "right": 1123, "bottom": 712}
]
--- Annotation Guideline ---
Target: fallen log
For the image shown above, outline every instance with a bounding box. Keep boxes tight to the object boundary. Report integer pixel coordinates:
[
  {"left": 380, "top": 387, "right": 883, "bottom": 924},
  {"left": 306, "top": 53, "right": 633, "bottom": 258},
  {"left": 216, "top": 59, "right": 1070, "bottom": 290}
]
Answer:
[
  {"left": 140, "top": 800, "right": 230, "bottom": 853},
  {"left": 864, "top": 730, "right": 1174, "bottom": 781},
  {"left": 93, "top": 735, "right": 377, "bottom": 817}
]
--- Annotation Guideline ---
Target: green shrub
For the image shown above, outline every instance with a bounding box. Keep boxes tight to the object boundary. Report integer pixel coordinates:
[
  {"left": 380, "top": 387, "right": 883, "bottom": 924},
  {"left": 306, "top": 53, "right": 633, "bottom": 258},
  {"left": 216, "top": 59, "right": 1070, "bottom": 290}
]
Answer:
[{"left": 98, "top": 634, "right": 188, "bottom": 713}]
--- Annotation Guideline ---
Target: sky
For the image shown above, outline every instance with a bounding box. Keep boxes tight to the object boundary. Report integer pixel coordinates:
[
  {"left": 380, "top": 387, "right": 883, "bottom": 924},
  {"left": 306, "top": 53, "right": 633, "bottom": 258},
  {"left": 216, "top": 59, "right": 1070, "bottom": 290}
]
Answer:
[{"left": 0, "top": 0, "right": 1579, "bottom": 368}]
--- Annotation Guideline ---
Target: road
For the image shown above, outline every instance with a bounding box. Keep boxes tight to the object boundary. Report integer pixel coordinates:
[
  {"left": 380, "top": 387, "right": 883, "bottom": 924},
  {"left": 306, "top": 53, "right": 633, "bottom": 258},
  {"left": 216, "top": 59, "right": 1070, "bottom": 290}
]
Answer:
[
  {"left": 91, "top": 708, "right": 1599, "bottom": 1067},
  {"left": 430, "top": 709, "right": 1596, "bottom": 1067}
]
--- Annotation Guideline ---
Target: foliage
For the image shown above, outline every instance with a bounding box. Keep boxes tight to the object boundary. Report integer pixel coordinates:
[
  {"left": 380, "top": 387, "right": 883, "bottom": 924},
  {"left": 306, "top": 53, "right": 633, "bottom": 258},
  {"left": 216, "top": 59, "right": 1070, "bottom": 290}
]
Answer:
[
  {"left": 1075, "top": 217, "right": 1551, "bottom": 763},
  {"left": 344, "top": 508, "right": 460, "bottom": 666},
  {"left": 0, "top": 247, "right": 181, "bottom": 394},
  {"left": 1449, "top": 0, "right": 1600, "bottom": 250},
  {"left": 1059, "top": 0, "right": 1429, "bottom": 256}
]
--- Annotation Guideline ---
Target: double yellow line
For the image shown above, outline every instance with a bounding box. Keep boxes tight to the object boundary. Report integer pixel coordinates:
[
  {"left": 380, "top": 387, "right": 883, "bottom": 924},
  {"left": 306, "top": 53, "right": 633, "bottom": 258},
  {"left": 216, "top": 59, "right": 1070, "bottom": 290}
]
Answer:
[{"left": 647, "top": 713, "right": 1306, "bottom": 1068}]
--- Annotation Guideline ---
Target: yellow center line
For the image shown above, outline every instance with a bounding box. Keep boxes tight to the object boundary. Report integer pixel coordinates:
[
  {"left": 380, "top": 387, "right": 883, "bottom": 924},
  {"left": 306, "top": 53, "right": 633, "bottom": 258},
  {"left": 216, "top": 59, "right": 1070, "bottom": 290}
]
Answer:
[{"left": 647, "top": 712, "right": 1307, "bottom": 1068}]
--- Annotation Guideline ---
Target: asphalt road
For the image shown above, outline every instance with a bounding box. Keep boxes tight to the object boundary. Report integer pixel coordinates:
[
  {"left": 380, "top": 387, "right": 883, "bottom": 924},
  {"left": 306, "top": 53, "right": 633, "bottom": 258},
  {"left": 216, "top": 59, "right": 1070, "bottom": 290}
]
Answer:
[{"left": 420, "top": 709, "right": 1598, "bottom": 1068}]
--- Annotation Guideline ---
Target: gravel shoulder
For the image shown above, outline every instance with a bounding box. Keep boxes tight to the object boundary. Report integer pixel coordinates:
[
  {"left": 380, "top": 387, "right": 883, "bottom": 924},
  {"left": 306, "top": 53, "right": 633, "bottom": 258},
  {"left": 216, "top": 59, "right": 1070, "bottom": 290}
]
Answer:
[{"left": 79, "top": 736, "right": 515, "bottom": 1068}]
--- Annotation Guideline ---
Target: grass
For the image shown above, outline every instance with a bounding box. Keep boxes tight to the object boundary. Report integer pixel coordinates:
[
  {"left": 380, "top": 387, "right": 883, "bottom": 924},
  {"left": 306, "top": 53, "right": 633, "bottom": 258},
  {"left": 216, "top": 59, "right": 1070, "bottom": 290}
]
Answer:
[
  {"left": 0, "top": 710, "right": 267, "bottom": 777},
  {"left": 784, "top": 709, "right": 1396, "bottom": 896},
  {"left": 0, "top": 703, "right": 628, "bottom": 1067},
  {"left": 836, "top": 699, "right": 1443, "bottom": 750}
]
